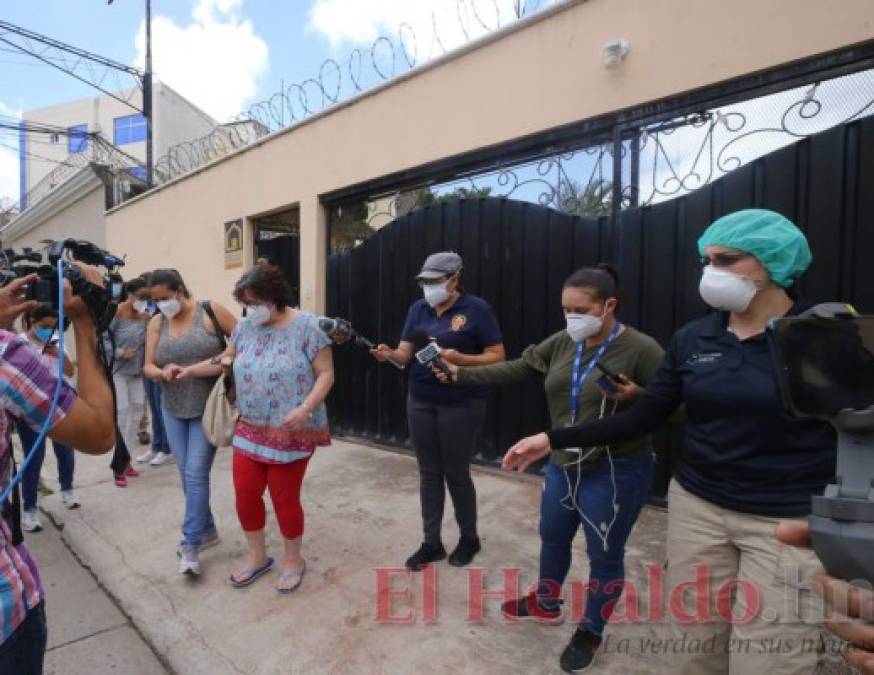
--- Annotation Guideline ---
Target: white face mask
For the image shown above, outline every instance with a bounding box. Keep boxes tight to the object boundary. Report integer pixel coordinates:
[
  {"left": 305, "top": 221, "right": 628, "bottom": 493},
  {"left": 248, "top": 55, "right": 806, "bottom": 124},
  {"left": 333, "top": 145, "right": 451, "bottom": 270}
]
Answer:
[
  {"left": 565, "top": 313, "right": 603, "bottom": 343},
  {"left": 245, "top": 304, "right": 272, "bottom": 326},
  {"left": 423, "top": 281, "right": 450, "bottom": 308},
  {"left": 132, "top": 299, "right": 149, "bottom": 314},
  {"left": 698, "top": 265, "right": 757, "bottom": 312},
  {"left": 157, "top": 298, "right": 181, "bottom": 319}
]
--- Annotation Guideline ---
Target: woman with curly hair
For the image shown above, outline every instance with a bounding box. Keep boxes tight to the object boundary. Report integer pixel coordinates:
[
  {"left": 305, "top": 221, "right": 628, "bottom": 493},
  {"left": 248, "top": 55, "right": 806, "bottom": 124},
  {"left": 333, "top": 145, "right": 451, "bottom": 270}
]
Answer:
[{"left": 220, "top": 263, "right": 334, "bottom": 593}]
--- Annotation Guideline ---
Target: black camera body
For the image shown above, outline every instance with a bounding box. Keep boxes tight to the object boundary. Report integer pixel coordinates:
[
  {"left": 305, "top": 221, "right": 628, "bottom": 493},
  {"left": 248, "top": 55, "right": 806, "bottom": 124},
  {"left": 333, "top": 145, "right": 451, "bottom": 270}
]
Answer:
[
  {"left": 1, "top": 239, "right": 125, "bottom": 331},
  {"left": 769, "top": 304, "right": 874, "bottom": 587}
]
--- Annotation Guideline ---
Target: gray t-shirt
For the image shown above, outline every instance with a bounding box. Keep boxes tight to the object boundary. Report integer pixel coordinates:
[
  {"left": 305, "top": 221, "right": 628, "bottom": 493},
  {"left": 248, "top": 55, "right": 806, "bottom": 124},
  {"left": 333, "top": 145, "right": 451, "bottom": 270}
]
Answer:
[
  {"left": 109, "top": 318, "right": 147, "bottom": 377},
  {"left": 154, "top": 303, "right": 224, "bottom": 419}
]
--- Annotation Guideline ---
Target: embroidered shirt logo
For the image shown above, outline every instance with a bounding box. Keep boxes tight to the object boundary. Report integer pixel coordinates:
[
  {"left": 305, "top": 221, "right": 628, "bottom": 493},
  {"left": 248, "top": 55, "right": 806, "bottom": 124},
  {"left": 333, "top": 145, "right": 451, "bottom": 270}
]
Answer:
[
  {"left": 450, "top": 314, "right": 468, "bottom": 332},
  {"left": 687, "top": 352, "right": 724, "bottom": 366}
]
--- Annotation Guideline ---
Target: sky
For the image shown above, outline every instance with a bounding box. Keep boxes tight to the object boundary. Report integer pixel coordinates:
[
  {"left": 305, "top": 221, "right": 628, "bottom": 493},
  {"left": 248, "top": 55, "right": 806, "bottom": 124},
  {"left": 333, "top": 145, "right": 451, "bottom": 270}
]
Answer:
[{"left": 0, "top": 0, "right": 556, "bottom": 206}]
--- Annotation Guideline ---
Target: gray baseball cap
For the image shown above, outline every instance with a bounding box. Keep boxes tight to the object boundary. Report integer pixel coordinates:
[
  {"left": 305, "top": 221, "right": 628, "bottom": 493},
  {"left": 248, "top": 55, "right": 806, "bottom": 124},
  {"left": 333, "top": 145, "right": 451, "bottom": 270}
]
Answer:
[{"left": 415, "top": 251, "right": 463, "bottom": 280}]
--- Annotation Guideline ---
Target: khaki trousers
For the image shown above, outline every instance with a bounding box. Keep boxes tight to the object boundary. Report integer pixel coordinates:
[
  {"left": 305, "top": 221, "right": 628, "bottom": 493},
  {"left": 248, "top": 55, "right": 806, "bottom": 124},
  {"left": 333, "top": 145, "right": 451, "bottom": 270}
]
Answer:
[{"left": 661, "top": 480, "right": 826, "bottom": 675}]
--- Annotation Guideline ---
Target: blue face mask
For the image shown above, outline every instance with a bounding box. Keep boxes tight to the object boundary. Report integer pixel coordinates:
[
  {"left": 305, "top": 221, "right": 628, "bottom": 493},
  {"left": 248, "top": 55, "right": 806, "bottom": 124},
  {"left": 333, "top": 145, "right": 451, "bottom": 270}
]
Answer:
[{"left": 33, "top": 327, "right": 55, "bottom": 344}]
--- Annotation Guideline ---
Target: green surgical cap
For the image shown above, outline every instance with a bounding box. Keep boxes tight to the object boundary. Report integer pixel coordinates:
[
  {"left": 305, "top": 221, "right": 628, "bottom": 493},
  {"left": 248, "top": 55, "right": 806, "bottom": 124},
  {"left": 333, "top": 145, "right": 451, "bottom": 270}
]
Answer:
[{"left": 697, "top": 209, "right": 812, "bottom": 287}]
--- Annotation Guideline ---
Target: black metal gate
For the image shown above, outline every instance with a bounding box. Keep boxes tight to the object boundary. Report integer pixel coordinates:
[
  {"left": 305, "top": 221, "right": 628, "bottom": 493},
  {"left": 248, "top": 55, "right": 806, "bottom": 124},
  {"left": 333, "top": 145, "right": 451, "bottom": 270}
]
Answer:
[{"left": 326, "top": 115, "right": 874, "bottom": 500}]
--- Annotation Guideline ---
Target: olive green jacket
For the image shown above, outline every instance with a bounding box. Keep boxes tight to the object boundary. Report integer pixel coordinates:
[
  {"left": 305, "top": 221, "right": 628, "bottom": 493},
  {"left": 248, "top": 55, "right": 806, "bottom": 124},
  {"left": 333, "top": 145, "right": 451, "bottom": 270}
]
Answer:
[{"left": 457, "top": 327, "right": 665, "bottom": 468}]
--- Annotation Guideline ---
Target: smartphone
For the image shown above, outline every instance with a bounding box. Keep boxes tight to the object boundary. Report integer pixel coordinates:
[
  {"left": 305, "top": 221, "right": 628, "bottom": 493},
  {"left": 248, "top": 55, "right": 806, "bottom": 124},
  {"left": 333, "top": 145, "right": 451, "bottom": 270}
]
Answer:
[
  {"left": 595, "top": 362, "right": 622, "bottom": 396},
  {"left": 596, "top": 375, "right": 617, "bottom": 395},
  {"left": 595, "top": 361, "right": 621, "bottom": 382}
]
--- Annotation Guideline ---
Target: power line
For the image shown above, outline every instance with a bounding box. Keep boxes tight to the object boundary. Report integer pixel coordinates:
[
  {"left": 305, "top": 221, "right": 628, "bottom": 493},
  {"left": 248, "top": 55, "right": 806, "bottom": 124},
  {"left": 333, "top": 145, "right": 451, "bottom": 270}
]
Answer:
[
  {"left": 0, "top": 139, "right": 82, "bottom": 167},
  {"left": 0, "top": 135, "right": 85, "bottom": 151},
  {"left": 0, "top": 113, "right": 80, "bottom": 130},
  {"left": 0, "top": 120, "right": 96, "bottom": 136},
  {"left": 0, "top": 21, "right": 140, "bottom": 75},
  {"left": 0, "top": 15, "right": 153, "bottom": 186},
  {"left": 0, "top": 57, "right": 56, "bottom": 68},
  {"left": 0, "top": 20, "right": 142, "bottom": 112},
  {"left": 0, "top": 44, "right": 73, "bottom": 64}
]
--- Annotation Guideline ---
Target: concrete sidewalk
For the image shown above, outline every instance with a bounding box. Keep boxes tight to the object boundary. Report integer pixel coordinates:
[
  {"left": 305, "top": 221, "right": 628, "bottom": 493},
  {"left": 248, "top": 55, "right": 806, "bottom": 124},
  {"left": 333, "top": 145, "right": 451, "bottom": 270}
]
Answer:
[
  {"left": 33, "top": 437, "right": 850, "bottom": 675},
  {"left": 25, "top": 512, "right": 167, "bottom": 674}
]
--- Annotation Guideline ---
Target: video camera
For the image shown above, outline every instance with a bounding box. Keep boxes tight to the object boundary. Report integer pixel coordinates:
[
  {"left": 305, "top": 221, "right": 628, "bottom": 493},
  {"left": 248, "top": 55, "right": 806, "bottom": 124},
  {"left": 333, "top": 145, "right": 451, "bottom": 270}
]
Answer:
[
  {"left": 0, "top": 238, "right": 125, "bottom": 332},
  {"left": 769, "top": 304, "right": 874, "bottom": 586}
]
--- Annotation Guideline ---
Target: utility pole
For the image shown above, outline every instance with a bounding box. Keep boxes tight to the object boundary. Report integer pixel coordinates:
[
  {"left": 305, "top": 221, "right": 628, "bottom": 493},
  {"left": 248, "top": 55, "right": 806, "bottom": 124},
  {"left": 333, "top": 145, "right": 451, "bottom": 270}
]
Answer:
[
  {"left": 144, "top": 0, "right": 153, "bottom": 186},
  {"left": 107, "top": 0, "right": 153, "bottom": 186}
]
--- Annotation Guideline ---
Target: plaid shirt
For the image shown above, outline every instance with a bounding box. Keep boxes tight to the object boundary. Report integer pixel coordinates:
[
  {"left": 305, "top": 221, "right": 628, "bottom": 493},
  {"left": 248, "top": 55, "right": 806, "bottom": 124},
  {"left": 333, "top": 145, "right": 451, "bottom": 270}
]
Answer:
[{"left": 0, "top": 330, "right": 76, "bottom": 643}]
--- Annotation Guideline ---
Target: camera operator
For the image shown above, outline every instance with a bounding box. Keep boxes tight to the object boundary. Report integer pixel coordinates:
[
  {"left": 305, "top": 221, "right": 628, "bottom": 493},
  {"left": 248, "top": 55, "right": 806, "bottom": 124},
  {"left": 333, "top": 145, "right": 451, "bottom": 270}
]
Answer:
[
  {"left": 0, "top": 266, "right": 115, "bottom": 675},
  {"left": 777, "top": 521, "right": 874, "bottom": 674}
]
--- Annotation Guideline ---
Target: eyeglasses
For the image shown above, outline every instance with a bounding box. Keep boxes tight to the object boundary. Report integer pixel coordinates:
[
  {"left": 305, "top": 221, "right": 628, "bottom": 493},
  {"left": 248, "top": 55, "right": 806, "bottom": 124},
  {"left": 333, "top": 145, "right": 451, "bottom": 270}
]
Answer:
[
  {"left": 698, "top": 252, "right": 750, "bottom": 269},
  {"left": 417, "top": 276, "right": 450, "bottom": 288}
]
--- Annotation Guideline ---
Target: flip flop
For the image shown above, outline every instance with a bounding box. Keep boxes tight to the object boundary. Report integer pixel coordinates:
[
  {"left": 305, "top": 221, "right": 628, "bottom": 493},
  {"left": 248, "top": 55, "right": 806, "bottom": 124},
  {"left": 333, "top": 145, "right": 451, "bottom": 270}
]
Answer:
[
  {"left": 276, "top": 560, "right": 307, "bottom": 594},
  {"left": 228, "top": 557, "right": 274, "bottom": 588}
]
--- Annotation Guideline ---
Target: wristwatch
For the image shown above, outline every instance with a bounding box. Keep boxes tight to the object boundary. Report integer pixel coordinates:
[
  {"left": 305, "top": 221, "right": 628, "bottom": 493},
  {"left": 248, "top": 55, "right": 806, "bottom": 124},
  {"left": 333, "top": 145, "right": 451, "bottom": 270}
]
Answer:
[{"left": 301, "top": 403, "right": 314, "bottom": 419}]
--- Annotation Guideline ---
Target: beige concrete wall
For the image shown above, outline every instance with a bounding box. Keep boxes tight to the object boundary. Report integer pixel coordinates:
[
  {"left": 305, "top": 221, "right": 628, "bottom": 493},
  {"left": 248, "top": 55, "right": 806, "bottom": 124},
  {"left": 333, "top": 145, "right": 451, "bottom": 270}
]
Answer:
[
  {"left": 105, "top": 0, "right": 874, "bottom": 313},
  {"left": 5, "top": 183, "right": 105, "bottom": 252}
]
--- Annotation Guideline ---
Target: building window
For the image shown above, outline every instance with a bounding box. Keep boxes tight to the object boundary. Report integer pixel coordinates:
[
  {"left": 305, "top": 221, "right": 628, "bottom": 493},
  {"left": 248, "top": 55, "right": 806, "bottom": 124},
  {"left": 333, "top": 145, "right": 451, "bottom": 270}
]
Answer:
[
  {"left": 113, "top": 114, "right": 147, "bottom": 145},
  {"left": 68, "top": 124, "right": 88, "bottom": 154}
]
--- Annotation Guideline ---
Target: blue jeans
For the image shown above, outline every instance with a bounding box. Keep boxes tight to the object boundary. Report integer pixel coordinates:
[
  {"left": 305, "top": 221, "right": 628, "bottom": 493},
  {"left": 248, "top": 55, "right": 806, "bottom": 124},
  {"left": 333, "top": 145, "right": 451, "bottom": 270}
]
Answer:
[
  {"left": 0, "top": 601, "right": 46, "bottom": 675},
  {"left": 144, "top": 378, "right": 170, "bottom": 452},
  {"left": 537, "top": 453, "right": 654, "bottom": 636},
  {"left": 17, "top": 422, "right": 75, "bottom": 510},
  {"left": 161, "top": 408, "right": 217, "bottom": 547}
]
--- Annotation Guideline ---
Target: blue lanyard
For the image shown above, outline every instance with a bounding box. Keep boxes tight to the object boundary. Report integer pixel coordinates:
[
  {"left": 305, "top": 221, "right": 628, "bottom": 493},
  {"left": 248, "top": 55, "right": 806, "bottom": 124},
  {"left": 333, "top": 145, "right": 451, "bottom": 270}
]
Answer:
[{"left": 569, "top": 322, "right": 621, "bottom": 424}]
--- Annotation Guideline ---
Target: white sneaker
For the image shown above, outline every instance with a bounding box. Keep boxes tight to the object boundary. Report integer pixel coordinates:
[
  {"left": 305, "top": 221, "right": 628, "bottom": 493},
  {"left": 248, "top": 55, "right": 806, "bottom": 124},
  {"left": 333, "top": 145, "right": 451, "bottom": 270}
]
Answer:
[
  {"left": 61, "top": 490, "right": 80, "bottom": 509},
  {"left": 22, "top": 509, "right": 42, "bottom": 532},
  {"left": 178, "top": 546, "right": 201, "bottom": 576},
  {"left": 149, "top": 452, "right": 171, "bottom": 466},
  {"left": 136, "top": 450, "right": 157, "bottom": 463}
]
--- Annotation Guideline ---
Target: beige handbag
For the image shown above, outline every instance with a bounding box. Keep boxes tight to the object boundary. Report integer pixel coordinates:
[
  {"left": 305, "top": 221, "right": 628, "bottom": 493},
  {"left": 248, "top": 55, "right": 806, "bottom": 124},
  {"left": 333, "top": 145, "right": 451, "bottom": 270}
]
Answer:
[{"left": 202, "top": 373, "right": 239, "bottom": 448}]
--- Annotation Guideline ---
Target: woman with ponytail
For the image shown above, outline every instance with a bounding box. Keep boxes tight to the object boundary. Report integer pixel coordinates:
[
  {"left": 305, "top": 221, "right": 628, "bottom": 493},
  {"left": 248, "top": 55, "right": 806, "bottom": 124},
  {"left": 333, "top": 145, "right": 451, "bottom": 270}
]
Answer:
[{"left": 440, "top": 263, "right": 664, "bottom": 673}]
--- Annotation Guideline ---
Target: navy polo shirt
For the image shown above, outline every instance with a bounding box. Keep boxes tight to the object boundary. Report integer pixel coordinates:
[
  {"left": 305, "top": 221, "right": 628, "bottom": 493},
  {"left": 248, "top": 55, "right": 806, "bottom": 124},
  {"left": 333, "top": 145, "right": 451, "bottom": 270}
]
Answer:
[
  {"left": 401, "top": 293, "right": 503, "bottom": 404},
  {"left": 646, "top": 305, "right": 836, "bottom": 517}
]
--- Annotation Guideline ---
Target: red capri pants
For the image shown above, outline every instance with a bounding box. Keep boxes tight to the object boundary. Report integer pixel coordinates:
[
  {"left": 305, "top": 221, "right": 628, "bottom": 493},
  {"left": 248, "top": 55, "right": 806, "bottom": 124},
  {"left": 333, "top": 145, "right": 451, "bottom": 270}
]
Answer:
[{"left": 233, "top": 451, "right": 311, "bottom": 540}]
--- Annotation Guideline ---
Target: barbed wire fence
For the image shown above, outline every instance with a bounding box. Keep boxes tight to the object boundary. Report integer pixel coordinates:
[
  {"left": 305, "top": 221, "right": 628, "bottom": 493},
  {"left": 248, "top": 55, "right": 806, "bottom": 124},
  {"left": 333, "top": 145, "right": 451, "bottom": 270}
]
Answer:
[
  {"left": 153, "top": 0, "right": 555, "bottom": 184},
  {"left": 19, "top": 134, "right": 143, "bottom": 209}
]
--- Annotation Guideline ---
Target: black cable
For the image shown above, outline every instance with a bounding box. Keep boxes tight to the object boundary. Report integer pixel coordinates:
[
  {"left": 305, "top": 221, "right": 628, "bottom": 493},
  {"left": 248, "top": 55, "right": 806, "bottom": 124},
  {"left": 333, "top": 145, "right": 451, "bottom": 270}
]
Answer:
[
  {"left": 0, "top": 139, "right": 89, "bottom": 168},
  {"left": 0, "top": 119, "right": 92, "bottom": 134}
]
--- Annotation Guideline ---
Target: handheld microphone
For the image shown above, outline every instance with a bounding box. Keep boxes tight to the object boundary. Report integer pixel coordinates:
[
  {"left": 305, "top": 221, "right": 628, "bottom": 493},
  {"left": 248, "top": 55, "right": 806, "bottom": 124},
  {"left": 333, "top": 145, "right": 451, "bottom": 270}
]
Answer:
[
  {"left": 318, "top": 317, "right": 352, "bottom": 343},
  {"left": 318, "top": 317, "right": 405, "bottom": 370},
  {"left": 408, "top": 330, "right": 451, "bottom": 376}
]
